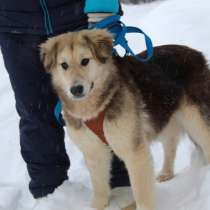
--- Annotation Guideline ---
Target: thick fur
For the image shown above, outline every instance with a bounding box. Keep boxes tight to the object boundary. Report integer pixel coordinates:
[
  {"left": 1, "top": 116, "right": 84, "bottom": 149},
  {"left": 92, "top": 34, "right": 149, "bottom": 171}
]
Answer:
[{"left": 40, "top": 29, "right": 210, "bottom": 210}]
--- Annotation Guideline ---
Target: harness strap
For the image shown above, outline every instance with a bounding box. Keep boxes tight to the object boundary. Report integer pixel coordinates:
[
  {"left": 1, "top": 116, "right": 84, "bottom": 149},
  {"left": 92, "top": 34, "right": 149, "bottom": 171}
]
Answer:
[
  {"left": 55, "top": 101, "right": 108, "bottom": 144},
  {"left": 85, "top": 110, "right": 108, "bottom": 145}
]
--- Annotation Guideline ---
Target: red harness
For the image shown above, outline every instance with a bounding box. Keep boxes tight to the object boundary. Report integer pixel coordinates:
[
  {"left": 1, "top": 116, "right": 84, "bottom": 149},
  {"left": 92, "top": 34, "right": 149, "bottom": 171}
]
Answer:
[{"left": 85, "top": 110, "right": 108, "bottom": 145}]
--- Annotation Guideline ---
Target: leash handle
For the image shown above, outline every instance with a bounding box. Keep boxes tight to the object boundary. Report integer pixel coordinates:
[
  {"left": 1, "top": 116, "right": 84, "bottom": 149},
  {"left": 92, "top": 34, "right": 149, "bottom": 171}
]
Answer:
[
  {"left": 94, "top": 15, "right": 153, "bottom": 62},
  {"left": 119, "top": 26, "right": 154, "bottom": 62}
]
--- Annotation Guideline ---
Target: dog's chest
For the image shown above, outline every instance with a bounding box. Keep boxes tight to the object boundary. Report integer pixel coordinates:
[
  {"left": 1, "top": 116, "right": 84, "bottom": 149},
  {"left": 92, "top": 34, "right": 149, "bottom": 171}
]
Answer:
[
  {"left": 103, "top": 107, "right": 139, "bottom": 156},
  {"left": 67, "top": 87, "right": 139, "bottom": 156},
  {"left": 67, "top": 109, "right": 138, "bottom": 162},
  {"left": 85, "top": 110, "right": 108, "bottom": 145}
]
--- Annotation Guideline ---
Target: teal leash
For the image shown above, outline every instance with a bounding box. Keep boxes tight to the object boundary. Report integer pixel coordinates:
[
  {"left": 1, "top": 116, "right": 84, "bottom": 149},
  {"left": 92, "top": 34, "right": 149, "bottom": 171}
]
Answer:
[{"left": 54, "top": 101, "right": 65, "bottom": 126}]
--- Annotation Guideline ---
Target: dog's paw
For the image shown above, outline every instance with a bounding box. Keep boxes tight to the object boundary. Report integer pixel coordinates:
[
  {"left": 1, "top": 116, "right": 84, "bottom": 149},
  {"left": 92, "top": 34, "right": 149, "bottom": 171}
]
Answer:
[
  {"left": 157, "top": 172, "right": 174, "bottom": 182},
  {"left": 122, "top": 202, "right": 136, "bottom": 210},
  {"left": 92, "top": 197, "right": 109, "bottom": 210},
  {"left": 135, "top": 206, "right": 153, "bottom": 210}
]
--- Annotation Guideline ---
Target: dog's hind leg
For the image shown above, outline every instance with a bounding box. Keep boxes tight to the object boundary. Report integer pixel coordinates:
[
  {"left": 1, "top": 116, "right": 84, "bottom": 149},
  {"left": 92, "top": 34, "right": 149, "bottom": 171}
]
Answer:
[
  {"left": 176, "top": 104, "right": 210, "bottom": 164},
  {"left": 157, "top": 137, "right": 178, "bottom": 182},
  {"left": 157, "top": 119, "right": 182, "bottom": 182}
]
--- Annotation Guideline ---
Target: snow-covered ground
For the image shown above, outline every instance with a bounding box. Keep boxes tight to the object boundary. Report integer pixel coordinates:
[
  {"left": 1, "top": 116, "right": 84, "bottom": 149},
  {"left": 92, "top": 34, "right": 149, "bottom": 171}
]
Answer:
[{"left": 0, "top": 0, "right": 210, "bottom": 209}]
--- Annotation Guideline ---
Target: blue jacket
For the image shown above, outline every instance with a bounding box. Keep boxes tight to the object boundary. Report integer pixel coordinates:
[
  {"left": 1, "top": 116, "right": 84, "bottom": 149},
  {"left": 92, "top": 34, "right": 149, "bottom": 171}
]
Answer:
[
  {"left": 0, "top": 0, "right": 87, "bottom": 35},
  {"left": 0, "top": 0, "right": 121, "bottom": 35}
]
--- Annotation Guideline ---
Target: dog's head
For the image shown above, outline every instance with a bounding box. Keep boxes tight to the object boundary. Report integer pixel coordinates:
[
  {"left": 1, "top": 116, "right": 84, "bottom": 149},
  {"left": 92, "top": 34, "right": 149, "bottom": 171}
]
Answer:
[{"left": 40, "top": 29, "right": 116, "bottom": 101}]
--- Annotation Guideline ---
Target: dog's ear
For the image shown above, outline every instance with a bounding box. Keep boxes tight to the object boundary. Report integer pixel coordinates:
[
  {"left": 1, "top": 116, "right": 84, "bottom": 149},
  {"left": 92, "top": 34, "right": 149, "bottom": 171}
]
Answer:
[
  {"left": 40, "top": 37, "right": 58, "bottom": 72},
  {"left": 83, "top": 29, "right": 113, "bottom": 63}
]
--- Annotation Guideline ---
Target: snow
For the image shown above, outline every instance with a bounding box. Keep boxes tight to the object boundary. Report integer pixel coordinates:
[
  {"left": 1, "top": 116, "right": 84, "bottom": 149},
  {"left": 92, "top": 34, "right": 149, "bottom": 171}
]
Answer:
[{"left": 1, "top": 0, "right": 210, "bottom": 209}]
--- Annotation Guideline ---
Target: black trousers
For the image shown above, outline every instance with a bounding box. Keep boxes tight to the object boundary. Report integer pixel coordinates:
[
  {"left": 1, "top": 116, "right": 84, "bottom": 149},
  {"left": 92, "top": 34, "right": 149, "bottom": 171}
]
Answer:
[{"left": 0, "top": 32, "right": 129, "bottom": 198}]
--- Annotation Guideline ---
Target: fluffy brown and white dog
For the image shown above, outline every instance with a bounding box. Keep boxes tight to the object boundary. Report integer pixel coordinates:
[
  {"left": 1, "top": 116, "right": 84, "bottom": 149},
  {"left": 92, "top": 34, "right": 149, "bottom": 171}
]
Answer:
[{"left": 40, "top": 29, "right": 210, "bottom": 210}]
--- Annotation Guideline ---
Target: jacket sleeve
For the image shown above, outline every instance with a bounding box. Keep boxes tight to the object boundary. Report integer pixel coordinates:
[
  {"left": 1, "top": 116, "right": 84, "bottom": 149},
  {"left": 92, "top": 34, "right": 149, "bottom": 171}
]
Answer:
[{"left": 84, "top": 0, "right": 120, "bottom": 13}]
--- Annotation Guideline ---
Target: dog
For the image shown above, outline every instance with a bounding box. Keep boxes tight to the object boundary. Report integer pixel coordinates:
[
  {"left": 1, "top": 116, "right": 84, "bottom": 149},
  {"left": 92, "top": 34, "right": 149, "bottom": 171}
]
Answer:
[{"left": 40, "top": 29, "right": 210, "bottom": 210}]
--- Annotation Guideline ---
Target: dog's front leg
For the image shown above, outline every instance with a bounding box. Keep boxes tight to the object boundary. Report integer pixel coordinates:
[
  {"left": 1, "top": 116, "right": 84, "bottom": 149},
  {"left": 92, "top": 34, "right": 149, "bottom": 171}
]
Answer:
[
  {"left": 84, "top": 146, "right": 112, "bottom": 210},
  {"left": 123, "top": 143, "right": 155, "bottom": 210},
  {"left": 107, "top": 140, "right": 155, "bottom": 210},
  {"left": 66, "top": 122, "right": 112, "bottom": 210},
  {"left": 105, "top": 132, "right": 155, "bottom": 210}
]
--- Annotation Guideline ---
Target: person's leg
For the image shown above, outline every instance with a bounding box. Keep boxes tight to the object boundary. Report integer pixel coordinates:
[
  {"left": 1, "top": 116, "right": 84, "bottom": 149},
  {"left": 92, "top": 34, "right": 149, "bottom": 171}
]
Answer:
[
  {"left": 0, "top": 32, "right": 70, "bottom": 198},
  {"left": 111, "top": 154, "right": 130, "bottom": 188}
]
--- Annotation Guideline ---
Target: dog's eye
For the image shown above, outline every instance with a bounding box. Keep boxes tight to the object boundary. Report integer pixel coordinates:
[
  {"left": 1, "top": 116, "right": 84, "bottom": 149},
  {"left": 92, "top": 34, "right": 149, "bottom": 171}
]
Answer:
[
  {"left": 61, "top": 62, "right": 69, "bottom": 70},
  {"left": 81, "top": 58, "right": 89, "bottom": 66}
]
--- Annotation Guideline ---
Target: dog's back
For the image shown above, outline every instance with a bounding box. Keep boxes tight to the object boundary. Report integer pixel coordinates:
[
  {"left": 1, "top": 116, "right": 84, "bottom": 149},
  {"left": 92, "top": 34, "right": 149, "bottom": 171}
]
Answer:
[
  {"left": 114, "top": 45, "right": 210, "bottom": 131},
  {"left": 115, "top": 45, "right": 210, "bottom": 183}
]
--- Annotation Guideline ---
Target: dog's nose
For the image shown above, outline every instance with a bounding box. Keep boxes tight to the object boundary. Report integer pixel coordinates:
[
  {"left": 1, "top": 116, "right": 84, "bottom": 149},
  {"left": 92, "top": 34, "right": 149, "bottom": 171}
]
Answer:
[{"left": 70, "top": 85, "right": 84, "bottom": 97}]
